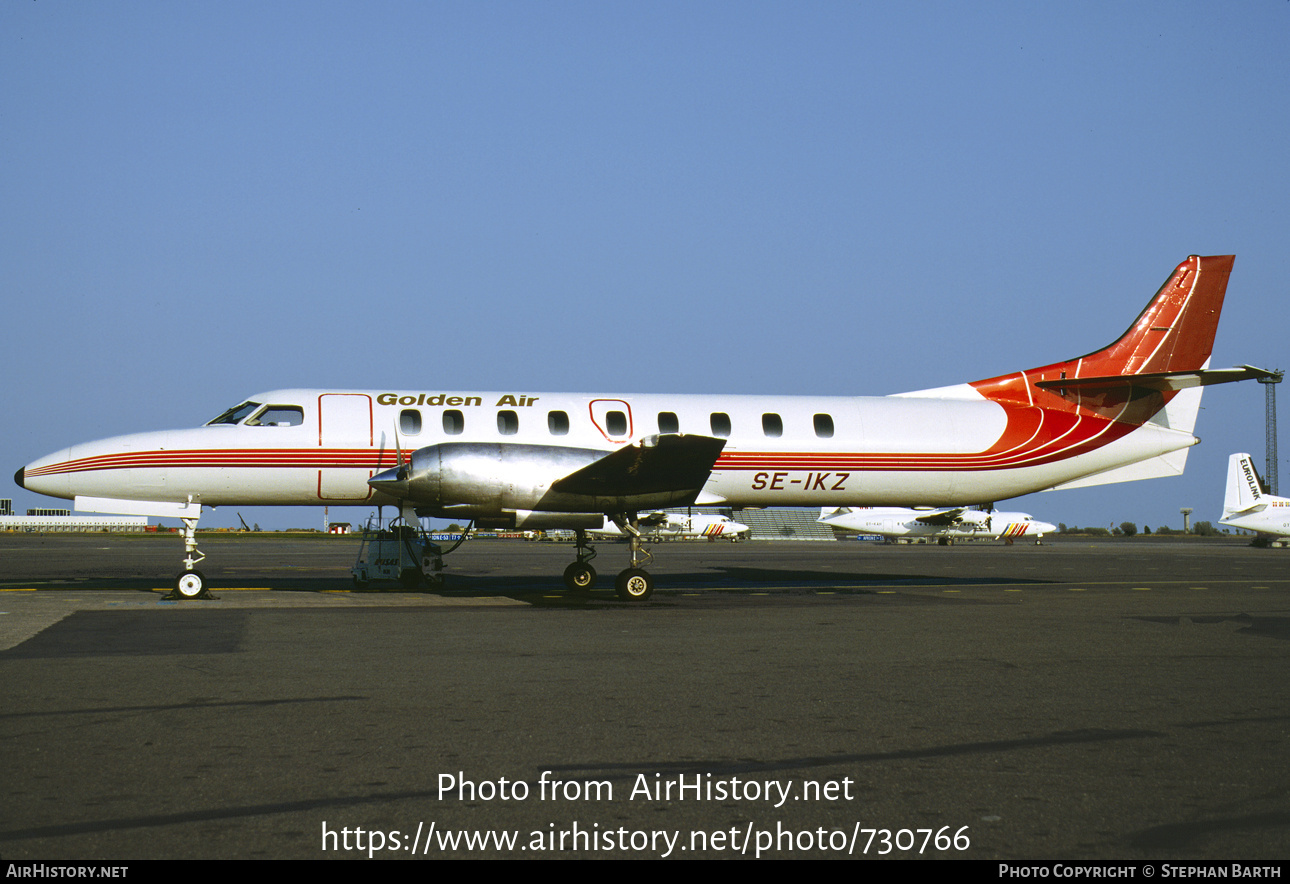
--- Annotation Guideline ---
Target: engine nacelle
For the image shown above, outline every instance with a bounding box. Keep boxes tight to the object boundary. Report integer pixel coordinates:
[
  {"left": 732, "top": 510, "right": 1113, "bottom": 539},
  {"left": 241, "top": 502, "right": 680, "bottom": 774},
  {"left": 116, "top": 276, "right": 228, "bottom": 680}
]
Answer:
[
  {"left": 368, "top": 435, "right": 726, "bottom": 520},
  {"left": 371, "top": 442, "right": 606, "bottom": 519}
]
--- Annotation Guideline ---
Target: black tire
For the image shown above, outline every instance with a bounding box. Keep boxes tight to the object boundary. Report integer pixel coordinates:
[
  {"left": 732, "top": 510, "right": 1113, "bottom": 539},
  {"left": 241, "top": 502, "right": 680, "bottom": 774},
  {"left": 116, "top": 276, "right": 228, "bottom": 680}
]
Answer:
[
  {"left": 175, "top": 570, "right": 207, "bottom": 599},
  {"left": 614, "top": 568, "right": 654, "bottom": 601},
  {"left": 563, "top": 562, "right": 597, "bottom": 592}
]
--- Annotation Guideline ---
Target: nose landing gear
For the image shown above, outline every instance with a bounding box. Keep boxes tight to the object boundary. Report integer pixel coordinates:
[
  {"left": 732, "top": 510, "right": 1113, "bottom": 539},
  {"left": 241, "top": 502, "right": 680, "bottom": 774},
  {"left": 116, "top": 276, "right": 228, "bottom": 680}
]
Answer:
[{"left": 168, "top": 515, "right": 213, "bottom": 600}]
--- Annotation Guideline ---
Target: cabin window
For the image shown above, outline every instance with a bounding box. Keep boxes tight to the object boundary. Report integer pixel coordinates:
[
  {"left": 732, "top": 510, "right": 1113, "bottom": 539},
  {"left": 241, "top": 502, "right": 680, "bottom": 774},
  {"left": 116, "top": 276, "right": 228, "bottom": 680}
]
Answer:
[
  {"left": 498, "top": 410, "right": 519, "bottom": 435},
  {"left": 206, "top": 401, "right": 261, "bottom": 425},
  {"left": 814, "top": 413, "right": 834, "bottom": 438},
  {"left": 399, "top": 409, "right": 422, "bottom": 435},
  {"left": 762, "top": 413, "right": 783, "bottom": 438},
  {"left": 710, "top": 412, "right": 731, "bottom": 437},
  {"left": 658, "top": 411, "right": 679, "bottom": 434},
  {"left": 443, "top": 410, "right": 464, "bottom": 435},
  {"left": 548, "top": 410, "right": 570, "bottom": 435},
  {"left": 246, "top": 406, "right": 304, "bottom": 427},
  {"left": 606, "top": 410, "right": 628, "bottom": 436}
]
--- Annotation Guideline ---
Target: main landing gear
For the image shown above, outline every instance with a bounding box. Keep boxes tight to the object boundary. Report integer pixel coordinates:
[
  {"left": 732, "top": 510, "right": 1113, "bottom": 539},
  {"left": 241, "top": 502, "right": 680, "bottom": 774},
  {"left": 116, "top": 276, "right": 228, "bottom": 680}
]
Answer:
[
  {"left": 167, "top": 516, "right": 212, "bottom": 600},
  {"left": 562, "top": 529, "right": 599, "bottom": 592},
  {"left": 612, "top": 514, "right": 655, "bottom": 601},
  {"left": 562, "top": 516, "right": 656, "bottom": 602}
]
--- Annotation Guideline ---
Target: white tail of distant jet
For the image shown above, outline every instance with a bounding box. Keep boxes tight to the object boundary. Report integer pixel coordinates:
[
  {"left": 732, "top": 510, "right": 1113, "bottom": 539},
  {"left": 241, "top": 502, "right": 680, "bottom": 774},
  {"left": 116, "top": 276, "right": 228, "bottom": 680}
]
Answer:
[
  {"left": 16, "top": 255, "right": 1272, "bottom": 599},
  {"left": 1220, "top": 453, "right": 1290, "bottom": 538},
  {"left": 819, "top": 506, "right": 1056, "bottom": 544}
]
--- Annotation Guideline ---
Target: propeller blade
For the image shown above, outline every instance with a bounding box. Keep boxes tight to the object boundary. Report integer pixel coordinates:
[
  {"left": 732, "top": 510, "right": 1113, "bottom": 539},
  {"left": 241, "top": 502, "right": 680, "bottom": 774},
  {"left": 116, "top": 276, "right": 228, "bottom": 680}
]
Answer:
[{"left": 394, "top": 424, "right": 408, "bottom": 480}]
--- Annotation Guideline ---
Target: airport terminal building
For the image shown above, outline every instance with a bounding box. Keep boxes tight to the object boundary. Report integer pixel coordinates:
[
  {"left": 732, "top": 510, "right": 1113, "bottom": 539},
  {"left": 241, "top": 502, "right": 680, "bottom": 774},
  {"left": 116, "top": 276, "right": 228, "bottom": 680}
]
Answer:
[{"left": 0, "top": 499, "right": 148, "bottom": 533}]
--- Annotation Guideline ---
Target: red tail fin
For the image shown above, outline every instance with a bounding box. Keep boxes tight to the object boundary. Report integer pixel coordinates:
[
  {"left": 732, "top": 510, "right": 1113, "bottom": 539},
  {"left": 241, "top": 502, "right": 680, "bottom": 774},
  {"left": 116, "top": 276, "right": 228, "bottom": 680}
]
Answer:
[
  {"left": 973, "top": 255, "right": 1234, "bottom": 404},
  {"left": 1082, "top": 254, "right": 1233, "bottom": 377},
  {"left": 949, "top": 256, "right": 1242, "bottom": 490}
]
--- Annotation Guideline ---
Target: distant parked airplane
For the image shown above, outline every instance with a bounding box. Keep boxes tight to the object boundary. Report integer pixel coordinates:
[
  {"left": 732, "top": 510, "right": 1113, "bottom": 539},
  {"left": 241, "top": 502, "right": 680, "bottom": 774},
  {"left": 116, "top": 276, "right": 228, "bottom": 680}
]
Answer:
[
  {"left": 590, "top": 511, "right": 749, "bottom": 541},
  {"left": 819, "top": 506, "right": 1056, "bottom": 544},
  {"left": 1219, "top": 453, "right": 1290, "bottom": 539}
]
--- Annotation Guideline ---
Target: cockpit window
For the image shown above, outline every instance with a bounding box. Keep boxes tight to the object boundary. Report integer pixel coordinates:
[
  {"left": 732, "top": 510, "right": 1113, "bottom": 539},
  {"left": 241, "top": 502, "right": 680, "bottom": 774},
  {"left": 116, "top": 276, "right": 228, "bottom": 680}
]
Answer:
[
  {"left": 206, "top": 401, "right": 261, "bottom": 425},
  {"left": 245, "top": 406, "right": 304, "bottom": 427}
]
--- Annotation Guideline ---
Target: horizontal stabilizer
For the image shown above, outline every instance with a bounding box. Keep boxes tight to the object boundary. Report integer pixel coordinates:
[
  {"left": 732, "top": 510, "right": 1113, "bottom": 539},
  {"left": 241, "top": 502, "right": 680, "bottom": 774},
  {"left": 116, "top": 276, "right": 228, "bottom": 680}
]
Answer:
[
  {"left": 551, "top": 434, "right": 726, "bottom": 499},
  {"left": 1035, "top": 365, "right": 1276, "bottom": 395}
]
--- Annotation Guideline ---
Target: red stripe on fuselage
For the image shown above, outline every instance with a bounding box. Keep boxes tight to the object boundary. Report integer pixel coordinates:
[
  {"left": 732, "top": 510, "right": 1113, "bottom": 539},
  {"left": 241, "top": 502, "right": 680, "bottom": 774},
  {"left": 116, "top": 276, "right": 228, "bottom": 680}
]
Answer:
[
  {"left": 25, "top": 448, "right": 400, "bottom": 476},
  {"left": 715, "top": 400, "right": 1140, "bottom": 473}
]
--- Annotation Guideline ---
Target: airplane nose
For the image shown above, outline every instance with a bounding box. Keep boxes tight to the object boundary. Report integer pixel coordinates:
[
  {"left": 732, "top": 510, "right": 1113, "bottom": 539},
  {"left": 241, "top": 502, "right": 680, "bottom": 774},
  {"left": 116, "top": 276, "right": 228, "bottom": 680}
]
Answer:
[{"left": 14, "top": 466, "right": 25, "bottom": 490}]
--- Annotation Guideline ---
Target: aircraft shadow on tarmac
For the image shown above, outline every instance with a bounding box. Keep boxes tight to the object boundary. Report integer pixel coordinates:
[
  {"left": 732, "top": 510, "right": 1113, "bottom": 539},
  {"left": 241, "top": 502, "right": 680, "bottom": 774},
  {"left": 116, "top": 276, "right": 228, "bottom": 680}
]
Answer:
[
  {"left": 1132, "top": 614, "right": 1290, "bottom": 642},
  {"left": 6, "top": 563, "right": 1053, "bottom": 603},
  {"left": 427, "top": 564, "right": 1053, "bottom": 606}
]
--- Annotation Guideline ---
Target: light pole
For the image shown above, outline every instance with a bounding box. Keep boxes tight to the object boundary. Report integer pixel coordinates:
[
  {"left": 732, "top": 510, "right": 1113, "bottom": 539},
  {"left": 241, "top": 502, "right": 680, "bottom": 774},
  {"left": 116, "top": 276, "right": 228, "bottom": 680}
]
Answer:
[{"left": 1257, "top": 371, "right": 1283, "bottom": 495}]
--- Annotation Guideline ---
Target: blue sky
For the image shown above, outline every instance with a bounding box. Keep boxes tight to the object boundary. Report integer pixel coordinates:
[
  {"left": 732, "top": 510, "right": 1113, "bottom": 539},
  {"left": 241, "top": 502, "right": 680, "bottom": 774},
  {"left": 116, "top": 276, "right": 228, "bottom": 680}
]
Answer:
[{"left": 4, "top": 1, "right": 1287, "bottom": 532}]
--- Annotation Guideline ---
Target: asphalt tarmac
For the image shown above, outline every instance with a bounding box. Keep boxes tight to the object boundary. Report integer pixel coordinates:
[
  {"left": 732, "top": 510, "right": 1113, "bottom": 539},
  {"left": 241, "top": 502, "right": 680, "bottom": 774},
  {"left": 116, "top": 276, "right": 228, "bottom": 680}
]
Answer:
[{"left": 1, "top": 533, "right": 1288, "bottom": 860}]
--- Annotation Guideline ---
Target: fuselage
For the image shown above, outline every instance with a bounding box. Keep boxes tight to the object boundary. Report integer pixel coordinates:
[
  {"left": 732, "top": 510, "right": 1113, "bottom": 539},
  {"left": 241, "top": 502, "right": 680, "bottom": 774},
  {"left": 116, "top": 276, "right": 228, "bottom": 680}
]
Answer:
[
  {"left": 17, "top": 385, "right": 1200, "bottom": 516},
  {"left": 1220, "top": 508, "right": 1290, "bottom": 537}
]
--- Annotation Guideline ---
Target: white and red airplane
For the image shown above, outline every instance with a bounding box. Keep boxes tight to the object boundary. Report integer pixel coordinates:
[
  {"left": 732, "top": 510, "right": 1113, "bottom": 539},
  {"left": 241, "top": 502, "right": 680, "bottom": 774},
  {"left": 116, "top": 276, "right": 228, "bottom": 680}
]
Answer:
[
  {"left": 818, "top": 506, "right": 1056, "bottom": 544},
  {"left": 1219, "top": 453, "right": 1290, "bottom": 539},
  {"left": 590, "top": 511, "right": 749, "bottom": 541},
  {"left": 15, "top": 255, "right": 1268, "bottom": 600}
]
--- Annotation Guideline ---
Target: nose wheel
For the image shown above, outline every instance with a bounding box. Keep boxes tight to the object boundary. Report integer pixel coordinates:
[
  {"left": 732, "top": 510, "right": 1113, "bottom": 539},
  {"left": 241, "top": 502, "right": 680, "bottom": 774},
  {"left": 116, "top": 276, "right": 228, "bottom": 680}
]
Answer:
[
  {"left": 165, "top": 515, "right": 215, "bottom": 600},
  {"left": 174, "top": 569, "right": 209, "bottom": 599}
]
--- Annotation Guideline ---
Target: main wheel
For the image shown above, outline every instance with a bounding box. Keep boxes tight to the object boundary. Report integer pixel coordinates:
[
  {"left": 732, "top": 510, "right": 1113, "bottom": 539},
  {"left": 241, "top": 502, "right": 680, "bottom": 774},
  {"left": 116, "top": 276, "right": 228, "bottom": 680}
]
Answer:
[
  {"left": 563, "top": 562, "right": 597, "bottom": 592},
  {"left": 175, "top": 570, "right": 207, "bottom": 599},
  {"left": 614, "top": 568, "right": 654, "bottom": 601}
]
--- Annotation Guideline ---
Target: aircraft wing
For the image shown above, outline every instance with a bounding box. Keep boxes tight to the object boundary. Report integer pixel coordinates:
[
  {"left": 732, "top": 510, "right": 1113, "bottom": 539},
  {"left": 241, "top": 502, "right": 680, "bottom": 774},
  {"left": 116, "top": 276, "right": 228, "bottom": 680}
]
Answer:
[
  {"left": 911, "top": 508, "right": 966, "bottom": 526},
  {"left": 550, "top": 434, "right": 727, "bottom": 501}
]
